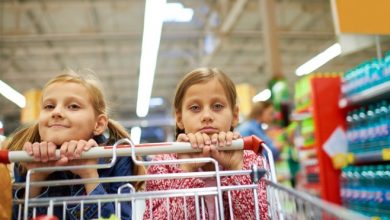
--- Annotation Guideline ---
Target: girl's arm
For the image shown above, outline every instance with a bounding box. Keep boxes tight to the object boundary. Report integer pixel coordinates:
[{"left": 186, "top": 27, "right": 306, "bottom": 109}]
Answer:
[
  {"left": 143, "top": 154, "right": 206, "bottom": 220},
  {"left": 67, "top": 157, "right": 132, "bottom": 220},
  {"left": 221, "top": 150, "right": 269, "bottom": 220}
]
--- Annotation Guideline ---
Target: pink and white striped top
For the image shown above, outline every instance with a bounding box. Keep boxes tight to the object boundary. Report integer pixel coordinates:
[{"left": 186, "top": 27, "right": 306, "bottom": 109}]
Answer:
[{"left": 143, "top": 150, "right": 269, "bottom": 220}]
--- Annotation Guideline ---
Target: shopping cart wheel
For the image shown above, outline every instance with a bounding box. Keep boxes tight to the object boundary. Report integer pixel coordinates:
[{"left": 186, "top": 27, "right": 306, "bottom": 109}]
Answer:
[{"left": 250, "top": 164, "right": 267, "bottom": 183}]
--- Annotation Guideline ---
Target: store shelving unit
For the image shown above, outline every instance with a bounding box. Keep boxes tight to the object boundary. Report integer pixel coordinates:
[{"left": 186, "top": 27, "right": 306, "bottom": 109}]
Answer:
[
  {"left": 339, "top": 80, "right": 390, "bottom": 108},
  {"left": 338, "top": 57, "right": 390, "bottom": 218},
  {"left": 338, "top": 79, "right": 390, "bottom": 165},
  {"left": 293, "top": 74, "right": 345, "bottom": 204}
]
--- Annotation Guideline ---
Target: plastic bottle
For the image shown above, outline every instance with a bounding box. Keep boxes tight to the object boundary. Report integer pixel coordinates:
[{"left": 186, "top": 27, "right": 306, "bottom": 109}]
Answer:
[
  {"left": 340, "top": 167, "right": 349, "bottom": 207},
  {"left": 358, "top": 107, "right": 368, "bottom": 152},
  {"left": 351, "top": 110, "right": 361, "bottom": 153},
  {"left": 383, "top": 51, "right": 390, "bottom": 80},
  {"left": 350, "top": 166, "right": 362, "bottom": 211},
  {"left": 379, "top": 101, "right": 389, "bottom": 148},
  {"left": 366, "top": 105, "right": 376, "bottom": 145},
  {"left": 382, "top": 164, "right": 390, "bottom": 211},
  {"left": 369, "top": 59, "right": 382, "bottom": 87}
]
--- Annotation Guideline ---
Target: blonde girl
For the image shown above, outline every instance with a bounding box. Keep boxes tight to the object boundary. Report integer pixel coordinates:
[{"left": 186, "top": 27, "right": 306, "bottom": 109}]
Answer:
[{"left": 9, "top": 70, "right": 143, "bottom": 220}]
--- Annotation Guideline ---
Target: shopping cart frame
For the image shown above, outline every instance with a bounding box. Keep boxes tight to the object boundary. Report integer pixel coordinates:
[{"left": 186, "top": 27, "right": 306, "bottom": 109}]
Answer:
[{"left": 2, "top": 136, "right": 370, "bottom": 220}]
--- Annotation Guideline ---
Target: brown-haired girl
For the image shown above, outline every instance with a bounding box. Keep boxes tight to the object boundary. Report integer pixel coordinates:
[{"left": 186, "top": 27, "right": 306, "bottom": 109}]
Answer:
[{"left": 144, "top": 67, "right": 268, "bottom": 219}]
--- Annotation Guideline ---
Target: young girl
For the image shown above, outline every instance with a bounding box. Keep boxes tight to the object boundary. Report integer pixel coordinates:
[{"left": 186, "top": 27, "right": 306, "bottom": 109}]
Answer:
[
  {"left": 9, "top": 70, "right": 142, "bottom": 220},
  {"left": 143, "top": 68, "right": 268, "bottom": 219}
]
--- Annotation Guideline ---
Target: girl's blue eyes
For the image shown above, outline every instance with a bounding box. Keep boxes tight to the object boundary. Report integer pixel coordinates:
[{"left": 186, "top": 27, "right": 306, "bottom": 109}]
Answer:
[
  {"left": 189, "top": 105, "right": 200, "bottom": 111},
  {"left": 43, "top": 104, "right": 80, "bottom": 110},
  {"left": 43, "top": 105, "right": 54, "bottom": 109},
  {"left": 213, "top": 104, "right": 224, "bottom": 110},
  {"left": 68, "top": 104, "right": 80, "bottom": 110},
  {"left": 189, "top": 104, "right": 224, "bottom": 111}
]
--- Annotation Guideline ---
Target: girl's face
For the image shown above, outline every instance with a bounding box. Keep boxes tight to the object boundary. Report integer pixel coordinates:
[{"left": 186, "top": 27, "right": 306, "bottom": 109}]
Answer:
[
  {"left": 176, "top": 78, "right": 239, "bottom": 135},
  {"left": 260, "top": 105, "right": 275, "bottom": 124},
  {"left": 39, "top": 82, "right": 106, "bottom": 146}
]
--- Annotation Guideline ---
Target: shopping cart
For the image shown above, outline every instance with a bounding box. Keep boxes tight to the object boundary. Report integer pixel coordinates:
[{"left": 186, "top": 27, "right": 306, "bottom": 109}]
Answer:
[{"left": 0, "top": 136, "right": 369, "bottom": 220}]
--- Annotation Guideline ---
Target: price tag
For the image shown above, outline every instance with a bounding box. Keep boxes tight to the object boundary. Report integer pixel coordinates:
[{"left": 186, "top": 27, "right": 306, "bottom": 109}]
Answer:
[
  {"left": 383, "top": 148, "right": 390, "bottom": 161},
  {"left": 347, "top": 153, "right": 354, "bottom": 164},
  {"left": 332, "top": 153, "right": 348, "bottom": 169}
]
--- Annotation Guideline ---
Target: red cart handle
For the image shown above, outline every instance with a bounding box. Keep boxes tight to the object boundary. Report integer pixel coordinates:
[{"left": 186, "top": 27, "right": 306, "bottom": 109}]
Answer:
[{"left": 0, "top": 136, "right": 264, "bottom": 164}]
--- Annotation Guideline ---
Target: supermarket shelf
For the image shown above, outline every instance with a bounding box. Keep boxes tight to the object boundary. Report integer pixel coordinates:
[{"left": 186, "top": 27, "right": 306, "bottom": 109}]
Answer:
[
  {"left": 302, "top": 158, "right": 318, "bottom": 167},
  {"left": 339, "top": 80, "right": 390, "bottom": 108},
  {"left": 347, "top": 148, "right": 389, "bottom": 165},
  {"left": 291, "top": 112, "right": 312, "bottom": 121},
  {"left": 332, "top": 149, "right": 390, "bottom": 169}
]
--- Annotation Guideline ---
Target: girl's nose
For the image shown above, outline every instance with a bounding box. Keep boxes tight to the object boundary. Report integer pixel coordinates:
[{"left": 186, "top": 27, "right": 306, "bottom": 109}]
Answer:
[
  {"left": 201, "top": 108, "right": 213, "bottom": 122},
  {"left": 51, "top": 106, "right": 63, "bottom": 118}
]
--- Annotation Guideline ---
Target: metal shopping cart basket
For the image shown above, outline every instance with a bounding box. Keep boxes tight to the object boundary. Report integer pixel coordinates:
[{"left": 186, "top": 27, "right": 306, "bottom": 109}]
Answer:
[{"left": 0, "top": 136, "right": 369, "bottom": 220}]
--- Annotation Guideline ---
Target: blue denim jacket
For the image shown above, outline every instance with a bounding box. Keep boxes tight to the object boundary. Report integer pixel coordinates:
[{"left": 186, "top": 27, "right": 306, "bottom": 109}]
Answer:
[
  {"left": 237, "top": 119, "right": 280, "bottom": 160},
  {"left": 13, "top": 135, "right": 133, "bottom": 220}
]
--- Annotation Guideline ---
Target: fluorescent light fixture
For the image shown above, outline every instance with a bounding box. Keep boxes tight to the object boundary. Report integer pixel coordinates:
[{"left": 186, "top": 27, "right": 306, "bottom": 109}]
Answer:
[
  {"left": 0, "top": 80, "right": 26, "bottom": 108},
  {"left": 252, "top": 89, "right": 271, "bottom": 102},
  {"left": 164, "top": 3, "right": 193, "bottom": 22},
  {"left": 149, "top": 97, "right": 164, "bottom": 107},
  {"left": 295, "top": 43, "right": 342, "bottom": 76},
  {"left": 130, "top": 126, "right": 142, "bottom": 145},
  {"left": 136, "top": 0, "right": 166, "bottom": 117}
]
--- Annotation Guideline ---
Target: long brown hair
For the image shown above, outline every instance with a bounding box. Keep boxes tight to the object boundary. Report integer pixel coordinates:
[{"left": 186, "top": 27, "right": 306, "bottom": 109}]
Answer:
[
  {"left": 173, "top": 67, "right": 238, "bottom": 138},
  {"left": 7, "top": 69, "right": 145, "bottom": 189}
]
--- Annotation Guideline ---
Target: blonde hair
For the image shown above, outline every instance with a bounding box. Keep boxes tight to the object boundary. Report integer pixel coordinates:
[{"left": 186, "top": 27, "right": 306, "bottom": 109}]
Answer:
[
  {"left": 8, "top": 69, "right": 145, "bottom": 188},
  {"left": 173, "top": 67, "right": 237, "bottom": 138}
]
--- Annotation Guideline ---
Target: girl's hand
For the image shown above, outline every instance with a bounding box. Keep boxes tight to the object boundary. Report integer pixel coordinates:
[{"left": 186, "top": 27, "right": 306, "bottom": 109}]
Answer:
[
  {"left": 209, "top": 131, "right": 243, "bottom": 170},
  {"left": 59, "top": 139, "right": 99, "bottom": 194},
  {"left": 22, "top": 141, "right": 69, "bottom": 180},
  {"left": 59, "top": 139, "right": 99, "bottom": 179},
  {"left": 177, "top": 133, "right": 212, "bottom": 172}
]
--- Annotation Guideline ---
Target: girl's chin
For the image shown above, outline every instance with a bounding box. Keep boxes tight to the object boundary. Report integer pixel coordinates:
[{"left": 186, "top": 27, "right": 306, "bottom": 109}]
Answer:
[{"left": 42, "top": 137, "right": 70, "bottom": 146}]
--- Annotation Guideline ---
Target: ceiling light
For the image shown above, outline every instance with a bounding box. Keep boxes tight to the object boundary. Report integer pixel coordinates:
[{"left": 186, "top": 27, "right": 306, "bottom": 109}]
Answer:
[
  {"left": 164, "top": 3, "right": 193, "bottom": 22},
  {"left": 130, "top": 126, "right": 142, "bottom": 145},
  {"left": 295, "top": 43, "right": 342, "bottom": 76},
  {"left": 136, "top": 0, "right": 166, "bottom": 117},
  {"left": 252, "top": 89, "right": 271, "bottom": 102},
  {"left": 149, "top": 97, "right": 164, "bottom": 107},
  {"left": 0, "top": 80, "right": 26, "bottom": 108}
]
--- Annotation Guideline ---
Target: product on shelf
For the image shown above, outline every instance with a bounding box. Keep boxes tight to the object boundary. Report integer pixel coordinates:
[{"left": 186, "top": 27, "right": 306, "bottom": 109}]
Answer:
[{"left": 340, "top": 164, "right": 390, "bottom": 219}]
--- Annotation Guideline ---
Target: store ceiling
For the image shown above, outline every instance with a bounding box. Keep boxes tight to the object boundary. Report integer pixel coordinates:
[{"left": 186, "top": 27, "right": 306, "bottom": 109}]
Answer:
[{"left": 1, "top": 0, "right": 390, "bottom": 129}]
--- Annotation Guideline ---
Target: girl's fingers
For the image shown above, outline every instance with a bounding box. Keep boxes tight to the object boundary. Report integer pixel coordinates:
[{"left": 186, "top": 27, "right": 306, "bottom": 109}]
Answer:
[
  {"left": 195, "top": 132, "right": 204, "bottom": 148},
  {"left": 32, "top": 142, "right": 41, "bottom": 161},
  {"left": 66, "top": 140, "right": 77, "bottom": 160},
  {"left": 177, "top": 133, "right": 189, "bottom": 142},
  {"left": 218, "top": 132, "right": 226, "bottom": 147},
  {"left": 60, "top": 142, "right": 68, "bottom": 158},
  {"left": 74, "top": 140, "right": 86, "bottom": 158},
  {"left": 47, "top": 142, "right": 57, "bottom": 160},
  {"left": 226, "top": 131, "right": 234, "bottom": 146},
  {"left": 211, "top": 133, "right": 218, "bottom": 146},
  {"left": 23, "top": 142, "right": 33, "bottom": 155},
  {"left": 233, "top": 131, "right": 241, "bottom": 139},
  {"left": 202, "top": 133, "right": 211, "bottom": 146},
  {"left": 85, "top": 139, "right": 98, "bottom": 151},
  {"left": 39, "top": 142, "right": 48, "bottom": 162},
  {"left": 187, "top": 133, "right": 198, "bottom": 148},
  {"left": 202, "top": 145, "right": 211, "bottom": 157}
]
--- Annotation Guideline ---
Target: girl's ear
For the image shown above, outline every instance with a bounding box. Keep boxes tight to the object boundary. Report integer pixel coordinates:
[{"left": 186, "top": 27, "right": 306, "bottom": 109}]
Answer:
[
  {"left": 94, "top": 114, "right": 108, "bottom": 135},
  {"left": 175, "top": 111, "right": 184, "bottom": 130},
  {"left": 232, "top": 106, "right": 239, "bottom": 128}
]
